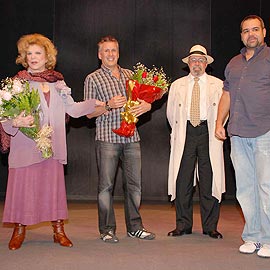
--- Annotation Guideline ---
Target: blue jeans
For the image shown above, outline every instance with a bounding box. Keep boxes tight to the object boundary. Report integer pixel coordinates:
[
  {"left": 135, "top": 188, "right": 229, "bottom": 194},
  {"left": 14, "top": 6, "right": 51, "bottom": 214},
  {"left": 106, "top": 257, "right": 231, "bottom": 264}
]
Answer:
[
  {"left": 95, "top": 141, "right": 142, "bottom": 234},
  {"left": 231, "top": 131, "right": 270, "bottom": 244}
]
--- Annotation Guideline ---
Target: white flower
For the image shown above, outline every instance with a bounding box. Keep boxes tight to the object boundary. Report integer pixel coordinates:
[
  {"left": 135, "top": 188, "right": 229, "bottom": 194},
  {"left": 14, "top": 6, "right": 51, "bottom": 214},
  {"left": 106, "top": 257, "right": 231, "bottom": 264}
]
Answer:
[
  {"left": 1, "top": 91, "right": 12, "bottom": 101},
  {"left": 12, "top": 79, "right": 24, "bottom": 94}
]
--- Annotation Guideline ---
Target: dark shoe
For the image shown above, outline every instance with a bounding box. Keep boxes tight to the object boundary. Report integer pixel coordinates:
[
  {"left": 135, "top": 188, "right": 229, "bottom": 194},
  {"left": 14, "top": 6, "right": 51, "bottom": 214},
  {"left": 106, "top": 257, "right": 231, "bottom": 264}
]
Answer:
[
  {"left": 9, "top": 223, "right": 26, "bottom": 250},
  {"left": 203, "top": 230, "right": 223, "bottom": 239},
  {"left": 167, "top": 228, "right": 192, "bottom": 236},
  {"left": 100, "top": 230, "right": 119, "bottom": 243}
]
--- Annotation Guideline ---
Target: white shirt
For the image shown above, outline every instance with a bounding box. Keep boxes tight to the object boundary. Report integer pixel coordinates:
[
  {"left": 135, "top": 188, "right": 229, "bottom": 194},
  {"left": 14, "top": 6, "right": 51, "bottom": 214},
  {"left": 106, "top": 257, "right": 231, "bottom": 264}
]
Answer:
[{"left": 187, "top": 73, "right": 207, "bottom": 120}]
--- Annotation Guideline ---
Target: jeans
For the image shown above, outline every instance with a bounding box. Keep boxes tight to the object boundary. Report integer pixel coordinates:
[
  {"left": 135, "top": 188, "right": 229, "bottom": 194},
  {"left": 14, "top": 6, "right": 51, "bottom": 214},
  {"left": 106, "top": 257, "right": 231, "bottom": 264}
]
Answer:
[
  {"left": 231, "top": 131, "right": 270, "bottom": 244},
  {"left": 95, "top": 141, "right": 142, "bottom": 234}
]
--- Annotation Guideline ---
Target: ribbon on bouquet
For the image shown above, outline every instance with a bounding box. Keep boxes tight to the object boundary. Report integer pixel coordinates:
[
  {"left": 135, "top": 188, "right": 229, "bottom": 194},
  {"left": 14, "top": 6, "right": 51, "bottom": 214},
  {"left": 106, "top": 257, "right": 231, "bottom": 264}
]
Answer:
[{"left": 112, "top": 79, "right": 164, "bottom": 137}]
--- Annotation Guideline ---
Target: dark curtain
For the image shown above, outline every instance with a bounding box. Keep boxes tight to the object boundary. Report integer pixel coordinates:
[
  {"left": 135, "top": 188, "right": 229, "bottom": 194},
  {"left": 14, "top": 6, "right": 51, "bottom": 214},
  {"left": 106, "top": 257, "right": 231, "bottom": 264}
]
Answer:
[{"left": 1, "top": 0, "right": 270, "bottom": 200}]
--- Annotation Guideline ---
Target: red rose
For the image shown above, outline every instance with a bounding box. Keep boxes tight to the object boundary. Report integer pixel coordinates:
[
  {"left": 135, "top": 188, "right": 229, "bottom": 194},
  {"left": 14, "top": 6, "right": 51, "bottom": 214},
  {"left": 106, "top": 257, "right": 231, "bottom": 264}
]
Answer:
[
  {"left": 153, "top": 75, "right": 159, "bottom": 82},
  {"left": 142, "top": 71, "right": 147, "bottom": 78}
]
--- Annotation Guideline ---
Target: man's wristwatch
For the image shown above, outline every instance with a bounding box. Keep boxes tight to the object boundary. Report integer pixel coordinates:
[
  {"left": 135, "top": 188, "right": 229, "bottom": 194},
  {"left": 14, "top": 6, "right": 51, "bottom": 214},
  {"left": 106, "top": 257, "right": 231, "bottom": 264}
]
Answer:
[{"left": 105, "top": 101, "right": 112, "bottom": 111}]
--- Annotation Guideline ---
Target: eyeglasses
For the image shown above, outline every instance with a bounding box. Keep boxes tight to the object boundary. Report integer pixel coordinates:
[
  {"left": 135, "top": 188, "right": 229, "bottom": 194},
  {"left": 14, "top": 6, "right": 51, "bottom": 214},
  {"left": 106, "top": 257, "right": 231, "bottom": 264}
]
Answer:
[{"left": 189, "top": 57, "right": 207, "bottom": 63}]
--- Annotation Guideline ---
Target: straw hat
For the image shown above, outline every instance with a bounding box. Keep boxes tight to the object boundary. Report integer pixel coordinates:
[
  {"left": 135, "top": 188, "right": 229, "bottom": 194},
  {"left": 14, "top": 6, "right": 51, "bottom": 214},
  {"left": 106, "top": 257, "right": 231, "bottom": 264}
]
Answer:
[{"left": 182, "top": 44, "right": 214, "bottom": 64}]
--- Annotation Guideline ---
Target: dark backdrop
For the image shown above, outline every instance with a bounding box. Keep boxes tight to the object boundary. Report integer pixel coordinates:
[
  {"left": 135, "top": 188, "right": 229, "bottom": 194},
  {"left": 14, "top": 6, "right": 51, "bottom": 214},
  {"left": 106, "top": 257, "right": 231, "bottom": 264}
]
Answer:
[{"left": 1, "top": 0, "right": 270, "bottom": 201}]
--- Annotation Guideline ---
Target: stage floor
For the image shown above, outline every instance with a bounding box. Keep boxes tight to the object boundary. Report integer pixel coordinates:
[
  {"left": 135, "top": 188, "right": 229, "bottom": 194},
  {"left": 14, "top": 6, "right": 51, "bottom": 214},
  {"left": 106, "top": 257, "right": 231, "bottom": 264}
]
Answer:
[{"left": 0, "top": 200, "right": 269, "bottom": 270}]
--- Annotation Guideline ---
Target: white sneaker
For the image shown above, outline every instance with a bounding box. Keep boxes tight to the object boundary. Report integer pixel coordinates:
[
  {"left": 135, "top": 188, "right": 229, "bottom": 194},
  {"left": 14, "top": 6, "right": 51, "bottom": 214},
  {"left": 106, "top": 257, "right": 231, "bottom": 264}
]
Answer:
[
  {"left": 257, "top": 244, "right": 270, "bottom": 258},
  {"left": 239, "top": 241, "right": 261, "bottom": 254},
  {"left": 127, "top": 228, "right": 155, "bottom": 240}
]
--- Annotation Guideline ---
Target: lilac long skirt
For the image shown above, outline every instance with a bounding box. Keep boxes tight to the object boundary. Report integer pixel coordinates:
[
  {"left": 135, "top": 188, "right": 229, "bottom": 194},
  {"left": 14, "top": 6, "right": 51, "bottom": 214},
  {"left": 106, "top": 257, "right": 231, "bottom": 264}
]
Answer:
[{"left": 2, "top": 159, "right": 68, "bottom": 225}]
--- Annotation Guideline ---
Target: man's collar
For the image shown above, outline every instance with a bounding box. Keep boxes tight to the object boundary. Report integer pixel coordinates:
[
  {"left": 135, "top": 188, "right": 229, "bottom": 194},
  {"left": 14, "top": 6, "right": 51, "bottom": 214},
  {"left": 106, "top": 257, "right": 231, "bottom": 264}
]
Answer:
[
  {"left": 101, "top": 64, "right": 121, "bottom": 74},
  {"left": 240, "top": 43, "right": 266, "bottom": 57},
  {"left": 188, "top": 73, "right": 207, "bottom": 83}
]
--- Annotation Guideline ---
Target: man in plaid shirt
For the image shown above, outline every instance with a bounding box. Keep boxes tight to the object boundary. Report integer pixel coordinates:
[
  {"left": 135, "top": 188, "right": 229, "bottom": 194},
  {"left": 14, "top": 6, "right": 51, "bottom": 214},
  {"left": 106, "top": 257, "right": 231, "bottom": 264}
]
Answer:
[{"left": 84, "top": 35, "right": 155, "bottom": 243}]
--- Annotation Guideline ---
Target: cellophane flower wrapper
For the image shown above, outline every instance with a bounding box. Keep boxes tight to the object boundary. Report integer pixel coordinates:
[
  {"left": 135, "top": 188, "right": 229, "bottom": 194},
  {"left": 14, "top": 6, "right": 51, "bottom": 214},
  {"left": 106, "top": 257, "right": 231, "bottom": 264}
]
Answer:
[
  {"left": 0, "top": 77, "right": 53, "bottom": 158},
  {"left": 112, "top": 63, "right": 170, "bottom": 137}
]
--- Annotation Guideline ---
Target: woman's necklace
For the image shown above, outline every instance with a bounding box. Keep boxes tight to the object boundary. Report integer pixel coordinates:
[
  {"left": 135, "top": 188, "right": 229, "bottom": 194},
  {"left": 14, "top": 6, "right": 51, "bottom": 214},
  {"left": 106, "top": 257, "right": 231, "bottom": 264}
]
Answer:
[{"left": 40, "top": 82, "right": 50, "bottom": 93}]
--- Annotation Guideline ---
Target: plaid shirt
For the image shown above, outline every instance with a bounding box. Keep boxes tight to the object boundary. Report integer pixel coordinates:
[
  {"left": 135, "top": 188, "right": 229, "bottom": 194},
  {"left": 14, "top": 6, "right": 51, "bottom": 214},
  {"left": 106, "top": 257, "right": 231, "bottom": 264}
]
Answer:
[{"left": 84, "top": 65, "right": 140, "bottom": 143}]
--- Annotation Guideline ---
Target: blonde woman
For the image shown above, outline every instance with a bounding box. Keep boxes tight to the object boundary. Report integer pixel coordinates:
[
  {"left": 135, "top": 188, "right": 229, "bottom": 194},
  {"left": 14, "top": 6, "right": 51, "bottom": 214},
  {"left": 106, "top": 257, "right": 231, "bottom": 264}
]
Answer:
[{"left": 2, "top": 33, "right": 104, "bottom": 250}]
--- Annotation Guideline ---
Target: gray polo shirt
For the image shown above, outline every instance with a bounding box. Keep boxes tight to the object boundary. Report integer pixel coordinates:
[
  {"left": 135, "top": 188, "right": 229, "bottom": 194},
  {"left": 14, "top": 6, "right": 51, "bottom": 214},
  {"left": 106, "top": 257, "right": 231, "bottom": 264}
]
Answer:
[{"left": 224, "top": 44, "right": 270, "bottom": 138}]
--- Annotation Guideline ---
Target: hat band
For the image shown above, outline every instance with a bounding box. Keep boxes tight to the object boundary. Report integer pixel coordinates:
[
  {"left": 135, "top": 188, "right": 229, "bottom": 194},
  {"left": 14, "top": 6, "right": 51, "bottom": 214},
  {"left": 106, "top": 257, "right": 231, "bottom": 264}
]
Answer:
[{"left": 189, "top": 50, "right": 206, "bottom": 56}]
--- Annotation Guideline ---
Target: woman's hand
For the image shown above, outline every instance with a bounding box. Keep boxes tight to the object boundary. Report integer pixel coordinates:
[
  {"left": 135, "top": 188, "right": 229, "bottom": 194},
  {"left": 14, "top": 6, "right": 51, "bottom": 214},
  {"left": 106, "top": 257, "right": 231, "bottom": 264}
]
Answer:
[
  {"left": 108, "top": 95, "right": 127, "bottom": 109},
  {"left": 12, "top": 111, "right": 35, "bottom": 128},
  {"left": 95, "top": 100, "right": 105, "bottom": 107}
]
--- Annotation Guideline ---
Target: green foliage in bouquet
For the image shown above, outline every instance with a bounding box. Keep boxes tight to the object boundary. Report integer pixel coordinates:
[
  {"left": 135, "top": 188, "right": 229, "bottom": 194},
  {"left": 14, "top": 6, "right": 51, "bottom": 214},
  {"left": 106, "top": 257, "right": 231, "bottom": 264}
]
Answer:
[
  {"left": 130, "top": 62, "right": 170, "bottom": 92},
  {"left": 0, "top": 77, "right": 53, "bottom": 158},
  {"left": 0, "top": 78, "right": 41, "bottom": 139}
]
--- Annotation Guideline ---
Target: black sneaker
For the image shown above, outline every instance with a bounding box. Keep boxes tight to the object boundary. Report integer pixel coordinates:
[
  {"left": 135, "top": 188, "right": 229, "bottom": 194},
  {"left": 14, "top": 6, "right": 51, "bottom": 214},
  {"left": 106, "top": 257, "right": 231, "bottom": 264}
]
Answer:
[
  {"left": 100, "top": 230, "right": 119, "bottom": 243},
  {"left": 127, "top": 228, "right": 155, "bottom": 240}
]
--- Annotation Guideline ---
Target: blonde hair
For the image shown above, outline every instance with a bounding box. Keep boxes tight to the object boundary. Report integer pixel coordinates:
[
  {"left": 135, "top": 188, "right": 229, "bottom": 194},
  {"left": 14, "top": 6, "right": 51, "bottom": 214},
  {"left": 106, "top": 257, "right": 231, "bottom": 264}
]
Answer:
[
  {"left": 16, "top": 33, "right": 57, "bottom": 70},
  {"left": 97, "top": 35, "right": 119, "bottom": 51}
]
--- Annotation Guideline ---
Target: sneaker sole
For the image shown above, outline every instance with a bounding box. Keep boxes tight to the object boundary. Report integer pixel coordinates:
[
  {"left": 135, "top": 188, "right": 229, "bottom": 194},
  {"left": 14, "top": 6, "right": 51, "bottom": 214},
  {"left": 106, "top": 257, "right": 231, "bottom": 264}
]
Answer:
[
  {"left": 103, "top": 239, "right": 119, "bottom": 243},
  {"left": 239, "top": 250, "right": 256, "bottom": 254},
  {"left": 257, "top": 254, "right": 270, "bottom": 258}
]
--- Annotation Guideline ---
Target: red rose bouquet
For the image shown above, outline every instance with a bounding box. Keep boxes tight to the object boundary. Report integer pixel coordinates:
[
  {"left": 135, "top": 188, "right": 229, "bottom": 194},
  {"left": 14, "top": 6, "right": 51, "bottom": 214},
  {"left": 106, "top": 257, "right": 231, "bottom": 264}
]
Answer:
[{"left": 112, "top": 63, "right": 170, "bottom": 137}]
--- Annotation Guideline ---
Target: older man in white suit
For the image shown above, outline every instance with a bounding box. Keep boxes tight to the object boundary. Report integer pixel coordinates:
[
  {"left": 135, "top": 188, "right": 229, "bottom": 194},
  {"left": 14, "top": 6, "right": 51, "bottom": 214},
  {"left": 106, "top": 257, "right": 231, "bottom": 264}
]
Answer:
[{"left": 167, "top": 45, "right": 228, "bottom": 239}]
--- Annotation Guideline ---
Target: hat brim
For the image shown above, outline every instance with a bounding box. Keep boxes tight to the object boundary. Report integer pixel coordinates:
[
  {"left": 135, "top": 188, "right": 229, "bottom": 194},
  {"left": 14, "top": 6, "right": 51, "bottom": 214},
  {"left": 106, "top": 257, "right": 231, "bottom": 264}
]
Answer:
[{"left": 182, "top": 54, "right": 214, "bottom": 64}]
